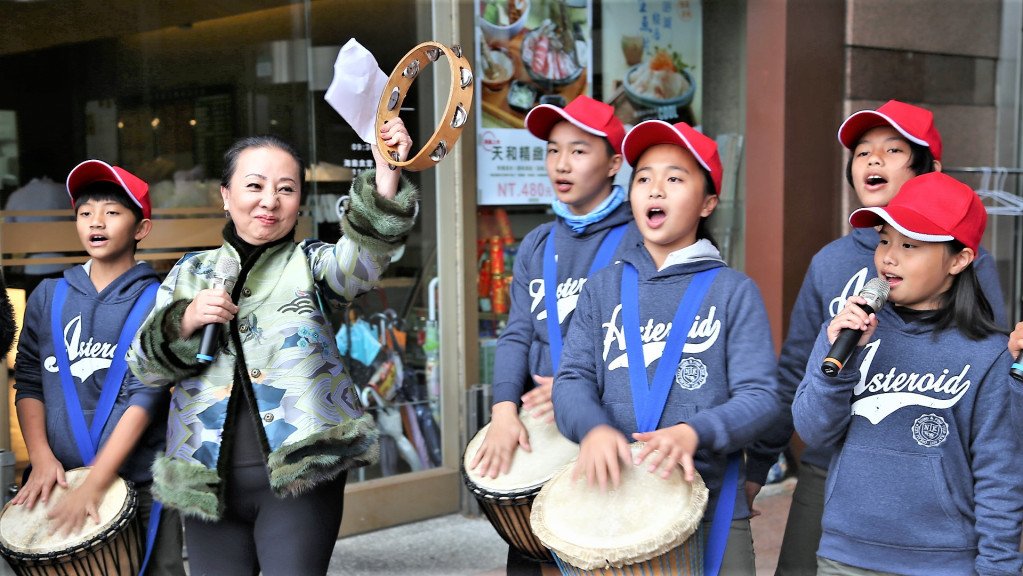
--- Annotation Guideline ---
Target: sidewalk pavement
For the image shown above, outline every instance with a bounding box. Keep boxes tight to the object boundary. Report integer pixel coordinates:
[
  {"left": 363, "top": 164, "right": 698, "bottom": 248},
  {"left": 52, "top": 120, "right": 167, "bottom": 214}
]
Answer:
[{"left": 325, "top": 476, "right": 796, "bottom": 576}]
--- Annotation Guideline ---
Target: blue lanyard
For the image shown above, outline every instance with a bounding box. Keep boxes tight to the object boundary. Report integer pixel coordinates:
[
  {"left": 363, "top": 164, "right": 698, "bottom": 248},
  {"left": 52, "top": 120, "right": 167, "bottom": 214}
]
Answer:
[
  {"left": 51, "top": 278, "right": 162, "bottom": 576},
  {"left": 543, "top": 223, "right": 628, "bottom": 373},
  {"left": 620, "top": 263, "right": 718, "bottom": 432},
  {"left": 704, "top": 452, "right": 741, "bottom": 576},
  {"left": 51, "top": 279, "right": 159, "bottom": 463}
]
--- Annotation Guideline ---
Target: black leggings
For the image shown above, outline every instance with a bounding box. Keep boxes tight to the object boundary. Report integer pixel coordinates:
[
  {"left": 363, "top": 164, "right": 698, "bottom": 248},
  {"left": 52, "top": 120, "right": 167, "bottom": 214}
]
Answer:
[{"left": 183, "top": 465, "right": 347, "bottom": 576}]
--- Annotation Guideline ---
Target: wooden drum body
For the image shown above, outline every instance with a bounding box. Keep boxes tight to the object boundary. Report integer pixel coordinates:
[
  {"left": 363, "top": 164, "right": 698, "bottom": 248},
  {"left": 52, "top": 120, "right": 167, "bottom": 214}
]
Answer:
[
  {"left": 531, "top": 443, "right": 709, "bottom": 576},
  {"left": 0, "top": 468, "right": 143, "bottom": 576},
  {"left": 462, "top": 410, "right": 579, "bottom": 563}
]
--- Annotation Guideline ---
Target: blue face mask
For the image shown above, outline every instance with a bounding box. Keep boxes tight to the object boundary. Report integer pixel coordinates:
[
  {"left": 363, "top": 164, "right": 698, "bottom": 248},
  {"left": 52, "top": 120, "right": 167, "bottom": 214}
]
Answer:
[
  {"left": 551, "top": 185, "right": 626, "bottom": 233},
  {"left": 336, "top": 318, "right": 383, "bottom": 366}
]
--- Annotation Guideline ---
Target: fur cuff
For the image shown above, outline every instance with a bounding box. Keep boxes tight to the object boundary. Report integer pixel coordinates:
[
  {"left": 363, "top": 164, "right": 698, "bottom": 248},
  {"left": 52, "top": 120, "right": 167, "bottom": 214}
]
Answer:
[
  {"left": 341, "top": 171, "right": 418, "bottom": 254},
  {"left": 137, "top": 300, "right": 206, "bottom": 380},
  {"left": 151, "top": 456, "right": 223, "bottom": 521},
  {"left": 267, "top": 413, "right": 379, "bottom": 497}
]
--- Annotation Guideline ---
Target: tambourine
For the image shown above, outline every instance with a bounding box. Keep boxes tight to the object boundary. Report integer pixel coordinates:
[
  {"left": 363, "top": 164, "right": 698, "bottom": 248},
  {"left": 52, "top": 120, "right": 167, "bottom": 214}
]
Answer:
[{"left": 376, "top": 42, "right": 474, "bottom": 172}]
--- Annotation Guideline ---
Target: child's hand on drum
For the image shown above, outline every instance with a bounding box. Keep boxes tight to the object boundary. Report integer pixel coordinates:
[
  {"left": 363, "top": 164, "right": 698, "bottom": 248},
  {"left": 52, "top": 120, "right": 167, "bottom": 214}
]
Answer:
[
  {"left": 47, "top": 478, "right": 104, "bottom": 537},
  {"left": 11, "top": 452, "right": 67, "bottom": 510},
  {"left": 632, "top": 424, "right": 698, "bottom": 482},
  {"left": 574, "top": 425, "right": 631, "bottom": 491},
  {"left": 521, "top": 375, "right": 554, "bottom": 422},
  {"left": 470, "top": 401, "right": 530, "bottom": 479}
]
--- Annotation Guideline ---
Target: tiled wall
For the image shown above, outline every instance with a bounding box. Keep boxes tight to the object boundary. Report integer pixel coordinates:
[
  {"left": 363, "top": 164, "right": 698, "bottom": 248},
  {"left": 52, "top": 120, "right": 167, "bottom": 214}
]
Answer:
[{"left": 840, "top": 0, "right": 1003, "bottom": 219}]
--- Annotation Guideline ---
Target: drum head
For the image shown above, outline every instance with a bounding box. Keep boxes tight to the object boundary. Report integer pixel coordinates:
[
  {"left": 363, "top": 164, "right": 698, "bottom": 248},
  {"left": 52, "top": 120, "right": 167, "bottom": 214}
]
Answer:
[
  {"left": 463, "top": 408, "right": 578, "bottom": 494},
  {"left": 530, "top": 442, "right": 709, "bottom": 570},
  {"left": 0, "top": 468, "right": 131, "bottom": 554}
]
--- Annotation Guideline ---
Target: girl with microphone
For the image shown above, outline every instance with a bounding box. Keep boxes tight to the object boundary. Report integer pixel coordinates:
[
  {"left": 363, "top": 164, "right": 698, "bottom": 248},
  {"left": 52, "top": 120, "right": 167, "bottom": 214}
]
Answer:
[
  {"left": 792, "top": 172, "right": 1023, "bottom": 576},
  {"left": 768, "top": 101, "right": 1007, "bottom": 575}
]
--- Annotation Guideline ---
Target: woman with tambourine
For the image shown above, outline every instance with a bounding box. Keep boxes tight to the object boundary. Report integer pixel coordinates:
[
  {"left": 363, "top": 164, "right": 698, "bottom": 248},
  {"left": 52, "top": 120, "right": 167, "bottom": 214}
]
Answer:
[{"left": 126, "top": 121, "right": 418, "bottom": 575}]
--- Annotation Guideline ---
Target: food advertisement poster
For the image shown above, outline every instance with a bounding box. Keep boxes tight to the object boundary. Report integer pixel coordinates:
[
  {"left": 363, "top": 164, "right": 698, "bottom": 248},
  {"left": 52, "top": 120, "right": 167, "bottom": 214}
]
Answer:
[
  {"left": 603, "top": 1, "right": 702, "bottom": 128},
  {"left": 476, "top": 0, "right": 593, "bottom": 205},
  {"left": 475, "top": 0, "right": 701, "bottom": 206}
]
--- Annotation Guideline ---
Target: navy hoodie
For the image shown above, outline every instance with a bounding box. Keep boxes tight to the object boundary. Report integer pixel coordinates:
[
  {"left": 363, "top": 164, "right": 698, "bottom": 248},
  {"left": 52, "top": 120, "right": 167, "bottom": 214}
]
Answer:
[
  {"left": 749, "top": 226, "right": 1007, "bottom": 480},
  {"left": 14, "top": 262, "right": 169, "bottom": 484},
  {"left": 552, "top": 240, "right": 784, "bottom": 519},
  {"left": 792, "top": 306, "right": 1023, "bottom": 576},
  {"left": 491, "top": 198, "right": 641, "bottom": 405}
]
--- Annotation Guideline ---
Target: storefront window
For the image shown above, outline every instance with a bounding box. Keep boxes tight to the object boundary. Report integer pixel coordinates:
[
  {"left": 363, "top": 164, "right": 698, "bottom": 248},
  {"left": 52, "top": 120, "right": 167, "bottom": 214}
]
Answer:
[
  {"left": 0, "top": 0, "right": 442, "bottom": 484},
  {"left": 470, "top": 0, "right": 746, "bottom": 390}
]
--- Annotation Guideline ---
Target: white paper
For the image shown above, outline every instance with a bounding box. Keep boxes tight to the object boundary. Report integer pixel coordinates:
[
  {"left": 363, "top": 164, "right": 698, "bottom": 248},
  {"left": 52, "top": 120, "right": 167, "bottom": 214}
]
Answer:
[{"left": 324, "top": 39, "right": 389, "bottom": 143}]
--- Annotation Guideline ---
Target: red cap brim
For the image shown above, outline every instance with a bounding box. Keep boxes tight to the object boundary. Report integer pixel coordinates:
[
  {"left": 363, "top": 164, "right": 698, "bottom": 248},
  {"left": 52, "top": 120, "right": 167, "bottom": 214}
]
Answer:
[
  {"left": 849, "top": 206, "right": 955, "bottom": 244},
  {"left": 525, "top": 104, "right": 609, "bottom": 143},
  {"left": 621, "top": 120, "right": 722, "bottom": 194},
  {"left": 838, "top": 110, "right": 930, "bottom": 152},
  {"left": 66, "top": 160, "right": 151, "bottom": 219}
]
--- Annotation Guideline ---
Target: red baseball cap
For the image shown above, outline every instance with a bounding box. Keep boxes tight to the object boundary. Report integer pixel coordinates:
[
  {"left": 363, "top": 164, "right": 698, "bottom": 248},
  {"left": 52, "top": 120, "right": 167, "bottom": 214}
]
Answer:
[
  {"left": 838, "top": 100, "right": 943, "bottom": 161},
  {"left": 621, "top": 120, "right": 723, "bottom": 194},
  {"left": 67, "top": 160, "right": 151, "bottom": 220},
  {"left": 524, "top": 95, "right": 626, "bottom": 155},
  {"left": 849, "top": 172, "right": 986, "bottom": 253}
]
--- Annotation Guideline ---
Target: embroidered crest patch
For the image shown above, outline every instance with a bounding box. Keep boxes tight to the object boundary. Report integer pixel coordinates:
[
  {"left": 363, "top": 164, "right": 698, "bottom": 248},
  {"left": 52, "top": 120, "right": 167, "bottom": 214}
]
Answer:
[
  {"left": 675, "top": 357, "right": 708, "bottom": 390},
  {"left": 912, "top": 413, "right": 948, "bottom": 447}
]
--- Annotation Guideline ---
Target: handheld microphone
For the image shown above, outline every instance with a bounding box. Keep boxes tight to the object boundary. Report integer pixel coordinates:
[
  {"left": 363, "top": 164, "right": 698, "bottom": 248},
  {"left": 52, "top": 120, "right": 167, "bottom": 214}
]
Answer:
[
  {"left": 197, "top": 257, "right": 240, "bottom": 364},
  {"left": 1012, "top": 351, "right": 1023, "bottom": 383},
  {"left": 821, "top": 277, "right": 890, "bottom": 377}
]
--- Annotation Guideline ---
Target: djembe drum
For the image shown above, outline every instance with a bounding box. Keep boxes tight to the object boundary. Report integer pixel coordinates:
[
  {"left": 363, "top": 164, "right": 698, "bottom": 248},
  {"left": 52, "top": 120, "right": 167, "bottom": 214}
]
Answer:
[
  {"left": 0, "top": 468, "right": 144, "bottom": 576},
  {"left": 462, "top": 409, "right": 579, "bottom": 563},
  {"left": 530, "top": 443, "right": 709, "bottom": 576}
]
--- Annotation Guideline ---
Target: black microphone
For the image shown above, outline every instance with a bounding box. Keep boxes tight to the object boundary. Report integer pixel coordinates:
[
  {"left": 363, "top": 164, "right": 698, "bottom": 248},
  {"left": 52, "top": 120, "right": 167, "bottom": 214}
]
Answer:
[
  {"left": 821, "top": 277, "right": 890, "bottom": 377},
  {"left": 197, "top": 257, "right": 240, "bottom": 364}
]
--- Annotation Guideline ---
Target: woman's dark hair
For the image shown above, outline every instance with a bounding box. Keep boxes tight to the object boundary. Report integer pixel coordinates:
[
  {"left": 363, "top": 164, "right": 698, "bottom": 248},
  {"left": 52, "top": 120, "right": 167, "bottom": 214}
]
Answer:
[
  {"left": 627, "top": 156, "right": 718, "bottom": 249},
  {"left": 923, "top": 239, "right": 1004, "bottom": 340},
  {"left": 221, "top": 135, "right": 305, "bottom": 192},
  {"left": 845, "top": 138, "right": 937, "bottom": 188}
]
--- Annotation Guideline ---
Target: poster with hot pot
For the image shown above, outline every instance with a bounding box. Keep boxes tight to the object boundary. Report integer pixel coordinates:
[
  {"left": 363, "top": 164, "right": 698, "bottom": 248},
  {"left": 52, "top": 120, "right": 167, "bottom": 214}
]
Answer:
[
  {"left": 476, "top": 0, "right": 593, "bottom": 206},
  {"left": 601, "top": 0, "right": 702, "bottom": 127}
]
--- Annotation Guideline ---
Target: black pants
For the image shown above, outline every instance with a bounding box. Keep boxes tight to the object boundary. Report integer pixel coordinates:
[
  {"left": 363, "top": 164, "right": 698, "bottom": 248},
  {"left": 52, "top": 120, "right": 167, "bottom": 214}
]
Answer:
[{"left": 183, "top": 465, "right": 347, "bottom": 576}]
